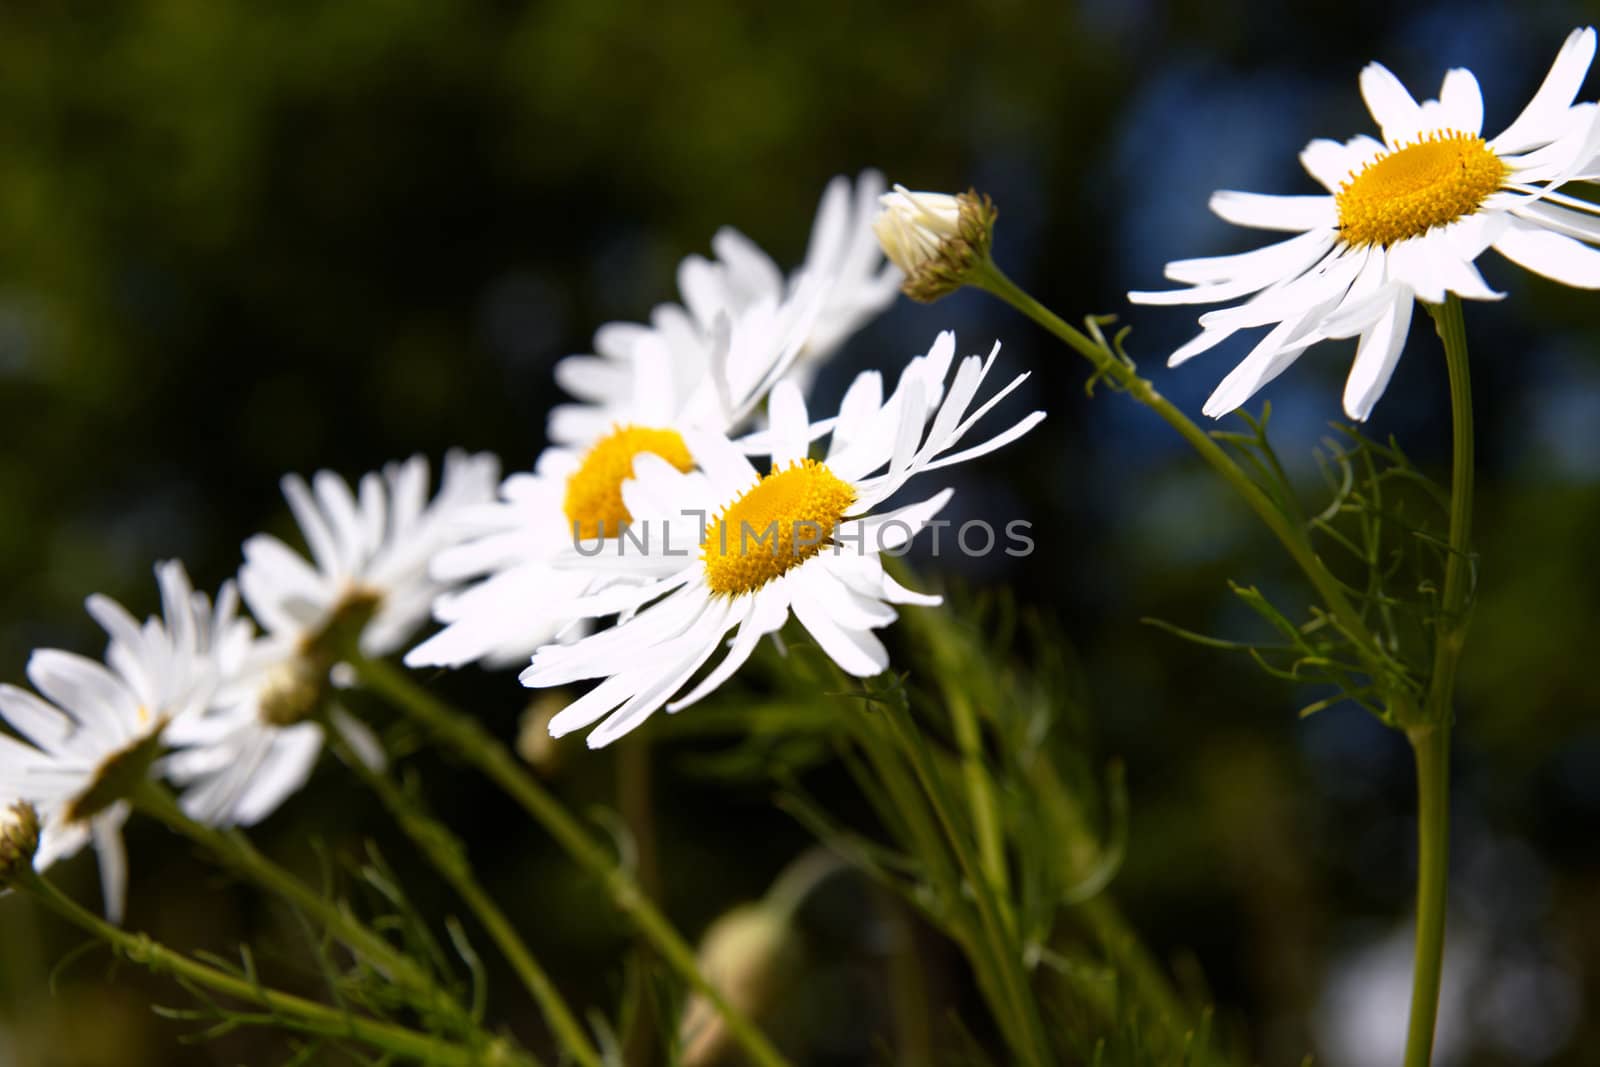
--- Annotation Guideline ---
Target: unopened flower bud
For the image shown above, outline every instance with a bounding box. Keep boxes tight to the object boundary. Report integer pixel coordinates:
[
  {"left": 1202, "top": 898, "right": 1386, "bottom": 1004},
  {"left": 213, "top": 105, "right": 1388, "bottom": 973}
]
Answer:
[
  {"left": 516, "top": 694, "right": 570, "bottom": 777},
  {"left": 873, "top": 185, "right": 998, "bottom": 302},
  {"left": 0, "top": 801, "right": 41, "bottom": 886},
  {"left": 679, "top": 903, "right": 801, "bottom": 1066}
]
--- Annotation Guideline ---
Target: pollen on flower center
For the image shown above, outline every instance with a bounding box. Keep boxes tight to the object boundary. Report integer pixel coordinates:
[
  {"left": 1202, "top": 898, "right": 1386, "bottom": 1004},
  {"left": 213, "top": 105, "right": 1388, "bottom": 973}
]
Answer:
[
  {"left": 564, "top": 425, "right": 695, "bottom": 540},
  {"left": 703, "top": 459, "right": 857, "bottom": 597},
  {"left": 1335, "top": 131, "right": 1508, "bottom": 248}
]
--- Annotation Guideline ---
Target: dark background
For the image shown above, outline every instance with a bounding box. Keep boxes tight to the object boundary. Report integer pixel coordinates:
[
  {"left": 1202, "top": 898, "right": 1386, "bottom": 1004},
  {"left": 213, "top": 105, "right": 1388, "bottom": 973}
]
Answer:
[{"left": 0, "top": 2, "right": 1597, "bottom": 1064}]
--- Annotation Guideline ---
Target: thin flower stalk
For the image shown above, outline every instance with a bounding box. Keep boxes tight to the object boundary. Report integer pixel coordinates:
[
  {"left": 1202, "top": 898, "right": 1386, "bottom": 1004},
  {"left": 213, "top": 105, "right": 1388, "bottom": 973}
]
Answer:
[
  {"left": 971, "top": 260, "right": 1396, "bottom": 697},
  {"left": 18, "top": 869, "right": 525, "bottom": 1067},
  {"left": 325, "top": 730, "right": 604, "bottom": 1067},
  {"left": 1403, "top": 294, "right": 1475, "bottom": 1067},
  {"left": 349, "top": 655, "right": 794, "bottom": 1067},
  {"left": 131, "top": 781, "right": 474, "bottom": 1034}
]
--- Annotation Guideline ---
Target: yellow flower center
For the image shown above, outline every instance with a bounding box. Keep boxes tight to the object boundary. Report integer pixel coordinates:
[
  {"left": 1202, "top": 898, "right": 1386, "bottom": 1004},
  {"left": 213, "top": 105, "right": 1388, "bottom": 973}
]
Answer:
[
  {"left": 563, "top": 425, "right": 695, "bottom": 540},
  {"left": 703, "top": 459, "right": 857, "bottom": 597},
  {"left": 1335, "top": 131, "right": 1508, "bottom": 248}
]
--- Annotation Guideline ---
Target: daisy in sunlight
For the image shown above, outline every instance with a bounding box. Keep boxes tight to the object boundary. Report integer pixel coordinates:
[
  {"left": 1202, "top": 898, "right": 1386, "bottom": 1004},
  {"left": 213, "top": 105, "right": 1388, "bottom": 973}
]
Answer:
[
  {"left": 0, "top": 562, "right": 239, "bottom": 920},
  {"left": 409, "top": 174, "right": 899, "bottom": 671},
  {"left": 1130, "top": 27, "right": 1600, "bottom": 421},
  {"left": 519, "top": 331, "right": 1045, "bottom": 748}
]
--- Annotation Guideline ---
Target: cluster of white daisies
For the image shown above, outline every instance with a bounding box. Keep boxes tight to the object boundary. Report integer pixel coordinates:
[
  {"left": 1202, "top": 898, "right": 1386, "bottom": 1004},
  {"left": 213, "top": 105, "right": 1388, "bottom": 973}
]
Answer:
[
  {"left": 8, "top": 26, "right": 1600, "bottom": 923},
  {"left": 0, "top": 170, "right": 1046, "bottom": 920}
]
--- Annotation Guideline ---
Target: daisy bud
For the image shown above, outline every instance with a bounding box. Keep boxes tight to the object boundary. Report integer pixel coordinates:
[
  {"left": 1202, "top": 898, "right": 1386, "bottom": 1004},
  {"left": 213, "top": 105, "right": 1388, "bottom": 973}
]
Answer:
[
  {"left": 0, "top": 801, "right": 41, "bottom": 887},
  {"left": 678, "top": 902, "right": 801, "bottom": 1066},
  {"left": 516, "top": 694, "right": 570, "bottom": 777},
  {"left": 873, "top": 185, "right": 998, "bottom": 302}
]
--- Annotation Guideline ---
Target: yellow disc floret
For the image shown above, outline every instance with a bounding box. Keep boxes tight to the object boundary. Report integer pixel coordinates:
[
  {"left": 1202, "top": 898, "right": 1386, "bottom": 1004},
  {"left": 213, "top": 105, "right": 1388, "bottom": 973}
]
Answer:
[
  {"left": 703, "top": 459, "right": 857, "bottom": 597},
  {"left": 564, "top": 425, "right": 695, "bottom": 540},
  {"left": 1336, "top": 131, "right": 1507, "bottom": 248}
]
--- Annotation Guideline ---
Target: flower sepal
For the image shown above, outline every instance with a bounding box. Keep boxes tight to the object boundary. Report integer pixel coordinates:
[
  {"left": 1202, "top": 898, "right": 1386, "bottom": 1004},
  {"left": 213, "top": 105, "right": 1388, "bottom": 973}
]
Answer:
[{"left": 874, "top": 186, "right": 998, "bottom": 303}]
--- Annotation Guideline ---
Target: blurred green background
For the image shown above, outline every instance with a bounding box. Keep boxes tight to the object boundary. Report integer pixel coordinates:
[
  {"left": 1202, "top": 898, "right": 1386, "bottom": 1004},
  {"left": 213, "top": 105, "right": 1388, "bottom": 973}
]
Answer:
[{"left": 1, "top": 1, "right": 1598, "bottom": 1064}]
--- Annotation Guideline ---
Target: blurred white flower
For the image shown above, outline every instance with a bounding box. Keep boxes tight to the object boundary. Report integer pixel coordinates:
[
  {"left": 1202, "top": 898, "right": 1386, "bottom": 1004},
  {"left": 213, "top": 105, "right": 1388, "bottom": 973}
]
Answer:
[
  {"left": 519, "top": 331, "right": 1045, "bottom": 747},
  {"left": 162, "top": 452, "right": 495, "bottom": 828},
  {"left": 681, "top": 169, "right": 903, "bottom": 377},
  {"left": 1130, "top": 27, "right": 1600, "bottom": 420},
  {"left": 240, "top": 450, "right": 500, "bottom": 660},
  {"left": 0, "top": 561, "right": 238, "bottom": 919}
]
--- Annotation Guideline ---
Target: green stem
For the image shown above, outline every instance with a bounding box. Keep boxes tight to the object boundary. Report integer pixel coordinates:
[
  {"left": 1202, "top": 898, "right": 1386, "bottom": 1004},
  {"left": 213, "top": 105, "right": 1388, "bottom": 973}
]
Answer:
[
  {"left": 20, "top": 871, "right": 507, "bottom": 1066},
  {"left": 132, "top": 782, "right": 473, "bottom": 1034},
  {"left": 1402, "top": 294, "right": 1475, "bottom": 1067},
  {"left": 327, "top": 734, "right": 604, "bottom": 1067},
  {"left": 1424, "top": 293, "right": 1477, "bottom": 707},
  {"left": 972, "top": 261, "right": 1396, "bottom": 701},
  {"left": 1402, "top": 722, "right": 1451, "bottom": 1067},
  {"left": 880, "top": 700, "right": 1054, "bottom": 1067},
  {"left": 617, "top": 734, "right": 661, "bottom": 1067},
  {"left": 947, "top": 689, "right": 1010, "bottom": 904},
  {"left": 1075, "top": 892, "right": 1190, "bottom": 1029},
  {"left": 351, "top": 656, "right": 794, "bottom": 1067}
]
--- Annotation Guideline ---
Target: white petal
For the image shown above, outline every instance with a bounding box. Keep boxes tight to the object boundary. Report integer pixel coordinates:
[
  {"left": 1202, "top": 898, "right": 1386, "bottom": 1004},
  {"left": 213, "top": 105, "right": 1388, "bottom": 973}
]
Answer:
[
  {"left": 790, "top": 576, "right": 889, "bottom": 678},
  {"left": 851, "top": 489, "right": 953, "bottom": 549},
  {"left": 1300, "top": 139, "right": 1363, "bottom": 193},
  {"left": 1511, "top": 199, "right": 1600, "bottom": 243},
  {"left": 919, "top": 411, "right": 1046, "bottom": 473},
  {"left": 92, "top": 804, "right": 131, "bottom": 924},
  {"left": 1492, "top": 218, "right": 1600, "bottom": 288},
  {"left": 1384, "top": 239, "right": 1448, "bottom": 306},
  {"left": 1162, "top": 229, "right": 1336, "bottom": 288},
  {"left": 1491, "top": 27, "right": 1598, "bottom": 154},
  {"left": 827, "top": 370, "right": 884, "bottom": 458},
  {"left": 686, "top": 431, "right": 761, "bottom": 500},
  {"left": 1209, "top": 192, "right": 1336, "bottom": 232},
  {"left": 234, "top": 725, "right": 324, "bottom": 826},
  {"left": 667, "top": 589, "right": 789, "bottom": 713},
  {"left": 1197, "top": 245, "right": 1363, "bottom": 333},
  {"left": 766, "top": 380, "right": 811, "bottom": 468},
  {"left": 1343, "top": 294, "right": 1414, "bottom": 420},
  {"left": 1437, "top": 68, "right": 1484, "bottom": 135},
  {"left": 1360, "top": 62, "right": 1425, "bottom": 146},
  {"left": 28, "top": 650, "right": 135, "bottom": 743},
  {"left": 1200, "top": 314, "right": 1321, "bottom": 419},
  {"left": 282, "top": 475, "right": 341, "bottom": 577},
  {"left": 1167, "top": 325, "right": 1239, "bottom": 367},
  {"left": 799, "top": 563, "right": 897, "bottom": 630},
  {"left": 554, "top": 353, "right": 632, "bottom": 403}
]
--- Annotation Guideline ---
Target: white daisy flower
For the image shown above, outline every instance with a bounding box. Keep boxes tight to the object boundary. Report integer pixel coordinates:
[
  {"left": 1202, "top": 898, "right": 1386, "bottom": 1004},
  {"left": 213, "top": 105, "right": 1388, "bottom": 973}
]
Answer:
[
  {"left": 161, "top": 451, "right": 496, "bottom": 827},
  {"left": 1129, "top": 27, "right": 1600, "bottom": 420},
  {"left": 0, "top": 561, "right": 237, "bottom": 920},
  {"left": 546, "top": 171, "right": 900, "bottom": 448},
  {"left": 409, "top": 176, "right": 901, "bottom": 674},
  {"left": 518, "top": 331, "right": 1046, "bottom": 748},
  {"left": 240, "top": 451, "right": 500, "bottom": 660},
  {"left": 408, "top": 304, "right": 818, "bottom": 670},
  {"left": 680, "top": 169, "right": 904, "bottom": 374}
]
